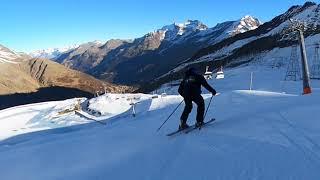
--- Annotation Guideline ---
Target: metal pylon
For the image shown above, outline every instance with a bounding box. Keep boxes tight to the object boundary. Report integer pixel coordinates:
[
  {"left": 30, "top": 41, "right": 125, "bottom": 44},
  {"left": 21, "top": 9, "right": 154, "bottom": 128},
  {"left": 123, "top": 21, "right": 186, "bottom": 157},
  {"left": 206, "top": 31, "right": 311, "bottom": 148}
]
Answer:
[{"left": 284, "top": 45, "right": 301, "bottom": 81}]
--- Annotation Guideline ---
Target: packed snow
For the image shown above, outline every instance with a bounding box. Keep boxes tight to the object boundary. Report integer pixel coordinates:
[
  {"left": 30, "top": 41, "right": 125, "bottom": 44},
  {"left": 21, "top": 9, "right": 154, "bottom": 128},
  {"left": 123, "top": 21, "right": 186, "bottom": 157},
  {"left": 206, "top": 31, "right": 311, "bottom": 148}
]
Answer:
[
  {"left": 1, "top": 63, "right": 320, "bottom": 179},
  {"left": 0, "top": 99, "right": 89, "bottom": 140}
]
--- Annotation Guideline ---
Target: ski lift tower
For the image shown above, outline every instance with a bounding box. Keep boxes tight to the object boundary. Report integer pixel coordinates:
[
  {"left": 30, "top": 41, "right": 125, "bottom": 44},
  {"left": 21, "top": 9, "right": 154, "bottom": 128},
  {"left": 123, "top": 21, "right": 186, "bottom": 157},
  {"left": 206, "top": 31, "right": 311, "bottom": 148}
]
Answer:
[
  {"left": 284, "top": 45, "right": 301, "bottom": 81},
  {"left": 288, "top": 19, "right": 312, "bottom": 94}
]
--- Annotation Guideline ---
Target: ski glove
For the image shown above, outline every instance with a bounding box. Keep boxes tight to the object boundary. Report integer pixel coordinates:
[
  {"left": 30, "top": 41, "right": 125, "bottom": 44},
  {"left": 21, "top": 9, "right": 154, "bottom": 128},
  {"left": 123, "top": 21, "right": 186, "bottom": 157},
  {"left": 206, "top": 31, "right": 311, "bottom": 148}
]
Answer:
[{"left": 211, "top": 89, "right": 217, "bottom": 96}]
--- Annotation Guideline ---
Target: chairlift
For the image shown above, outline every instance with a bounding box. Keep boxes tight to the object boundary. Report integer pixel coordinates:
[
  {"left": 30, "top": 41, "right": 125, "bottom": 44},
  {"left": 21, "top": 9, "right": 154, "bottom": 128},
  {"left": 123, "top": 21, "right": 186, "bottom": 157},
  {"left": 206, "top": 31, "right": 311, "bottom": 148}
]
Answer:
[
  {"left": 203, "top": 66, "right": 213, "bottom": 79},
  {"left": 216, "top": 66, "right": 224, "bottom": 79}
]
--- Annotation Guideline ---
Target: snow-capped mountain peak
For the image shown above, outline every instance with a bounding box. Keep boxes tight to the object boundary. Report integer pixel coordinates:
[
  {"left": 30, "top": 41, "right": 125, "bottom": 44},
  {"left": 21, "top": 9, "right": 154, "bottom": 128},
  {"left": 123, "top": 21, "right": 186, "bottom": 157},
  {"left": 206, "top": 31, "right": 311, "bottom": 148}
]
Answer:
[
  {"left": 174, "top": 20, "right": 208, "bottom": 32},
  {"left": 78, "top": 40, "right": 104, "bottom": 48},
  {"left": 30, "top": 40, "right": 106, "bottom": 60},
  {"left": 241, "top": 15, "right": 262, "bottom": 28},
  {"left": 229, "top": 15, "right": 262, "bottom": 35},
  {"left": 160, "top": 20, "right": 208, "bottom": 40},
  {"left": 30, "top": 44, "right": 79, "bottom": 60}
]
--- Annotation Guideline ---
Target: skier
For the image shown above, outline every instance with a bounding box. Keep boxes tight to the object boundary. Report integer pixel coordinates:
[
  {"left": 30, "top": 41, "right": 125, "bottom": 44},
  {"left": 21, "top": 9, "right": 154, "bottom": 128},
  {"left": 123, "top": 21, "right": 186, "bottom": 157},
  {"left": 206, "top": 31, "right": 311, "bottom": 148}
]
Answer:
[{"left": 178, "top": 67, "right": 216, "bottom": 130}]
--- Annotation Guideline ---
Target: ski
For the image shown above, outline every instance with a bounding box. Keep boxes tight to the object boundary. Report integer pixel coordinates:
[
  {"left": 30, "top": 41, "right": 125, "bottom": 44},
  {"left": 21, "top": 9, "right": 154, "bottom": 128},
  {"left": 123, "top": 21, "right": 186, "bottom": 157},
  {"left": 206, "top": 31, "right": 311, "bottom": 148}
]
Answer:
[
  {"left": 166, "top": 118, "right": 215, "bottom": 136},
  {"left": 184, "top": 118, "right": 216, "bottom": 134},
  {"left": 166, "top": 126, "right": 193, "bottom": 136}
]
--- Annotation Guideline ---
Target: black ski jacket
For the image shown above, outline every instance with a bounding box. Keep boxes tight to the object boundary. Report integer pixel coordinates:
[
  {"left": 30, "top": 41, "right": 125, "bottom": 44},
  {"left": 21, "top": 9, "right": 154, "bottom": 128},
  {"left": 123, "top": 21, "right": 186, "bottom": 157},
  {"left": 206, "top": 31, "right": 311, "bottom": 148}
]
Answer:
[{"left": 178, "top": 70, "right": 216, "bottom": 98}]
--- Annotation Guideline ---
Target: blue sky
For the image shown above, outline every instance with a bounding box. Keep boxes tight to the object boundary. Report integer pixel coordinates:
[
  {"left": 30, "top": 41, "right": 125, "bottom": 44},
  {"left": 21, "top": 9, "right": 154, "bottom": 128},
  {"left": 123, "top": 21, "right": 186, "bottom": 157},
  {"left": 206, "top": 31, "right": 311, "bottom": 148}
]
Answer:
[{"left": 0, "top": 0, "right": 315, "bottom": 52}]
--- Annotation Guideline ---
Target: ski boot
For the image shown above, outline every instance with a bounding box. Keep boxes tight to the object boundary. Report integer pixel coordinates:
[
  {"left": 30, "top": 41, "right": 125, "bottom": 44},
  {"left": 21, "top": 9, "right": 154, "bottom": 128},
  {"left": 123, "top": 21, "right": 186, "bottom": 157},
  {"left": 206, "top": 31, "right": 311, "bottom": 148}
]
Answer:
[
  {"left": 179, "top": 120, "right": 190, "bottom": 130},
  {"left": 195, "top": 121, "right": 204, "bottom": 128}
]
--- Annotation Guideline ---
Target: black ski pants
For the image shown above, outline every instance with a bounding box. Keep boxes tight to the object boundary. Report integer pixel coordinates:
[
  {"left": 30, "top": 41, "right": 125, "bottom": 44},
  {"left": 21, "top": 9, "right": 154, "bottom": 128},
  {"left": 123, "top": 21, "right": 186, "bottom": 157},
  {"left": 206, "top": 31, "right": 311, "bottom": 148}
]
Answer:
[{"left": 180, "top": 94, "right": 205, "bottom": 123}]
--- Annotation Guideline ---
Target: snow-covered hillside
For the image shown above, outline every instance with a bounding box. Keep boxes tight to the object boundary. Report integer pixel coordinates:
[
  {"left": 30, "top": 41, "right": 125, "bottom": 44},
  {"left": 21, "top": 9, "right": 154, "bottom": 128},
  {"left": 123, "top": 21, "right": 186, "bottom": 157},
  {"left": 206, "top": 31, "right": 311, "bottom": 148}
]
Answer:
[
  {"left": 160, "top": 2, "right": 320, "bottom": 87},
  {"left": 1, "top": 63, "right": 320, "bottom": 179},
  {"left": 0, "top": 45, "right": 21, "bottom": 63}
]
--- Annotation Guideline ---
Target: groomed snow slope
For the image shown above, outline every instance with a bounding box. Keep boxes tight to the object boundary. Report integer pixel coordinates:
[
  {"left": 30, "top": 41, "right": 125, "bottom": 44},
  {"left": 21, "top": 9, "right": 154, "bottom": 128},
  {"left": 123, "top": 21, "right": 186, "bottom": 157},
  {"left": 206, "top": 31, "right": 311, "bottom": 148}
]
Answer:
[
  {"left": 0, "top": 99, "right": 89, "bottom": 140},
  {"left": 1, "top": 66, "right": 320, "bottom": 180}
]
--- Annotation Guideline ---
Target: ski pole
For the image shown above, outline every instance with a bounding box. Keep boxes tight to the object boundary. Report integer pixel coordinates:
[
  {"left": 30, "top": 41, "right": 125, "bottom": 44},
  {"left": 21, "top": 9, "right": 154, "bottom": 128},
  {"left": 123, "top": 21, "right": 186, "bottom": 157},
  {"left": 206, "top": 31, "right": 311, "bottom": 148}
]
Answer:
[
  {"left": 203, "top": 95, "right": 213, "bottom": 121},
  {"left": 157, "top": 100, "right": 184, "bottom": 132}
]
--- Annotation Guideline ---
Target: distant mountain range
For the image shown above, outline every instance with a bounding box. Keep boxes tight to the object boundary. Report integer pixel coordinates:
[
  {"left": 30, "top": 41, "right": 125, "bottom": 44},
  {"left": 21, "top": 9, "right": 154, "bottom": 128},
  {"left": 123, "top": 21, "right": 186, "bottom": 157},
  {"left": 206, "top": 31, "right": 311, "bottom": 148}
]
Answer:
[
  {"left": 29, "top": 44, "right": 80, "bottom": 59},
  {"left": 26, "top": 2, "right": 320, "bottom": 93},
  {"left": 145, "top": 1, "right": 320, "bottom": 92},
  {"left": 30, "top": 16, "right": 261, "bottom": 86},
  {"left": 0, "top": 45, "right": 132, "bottom": 97}
]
